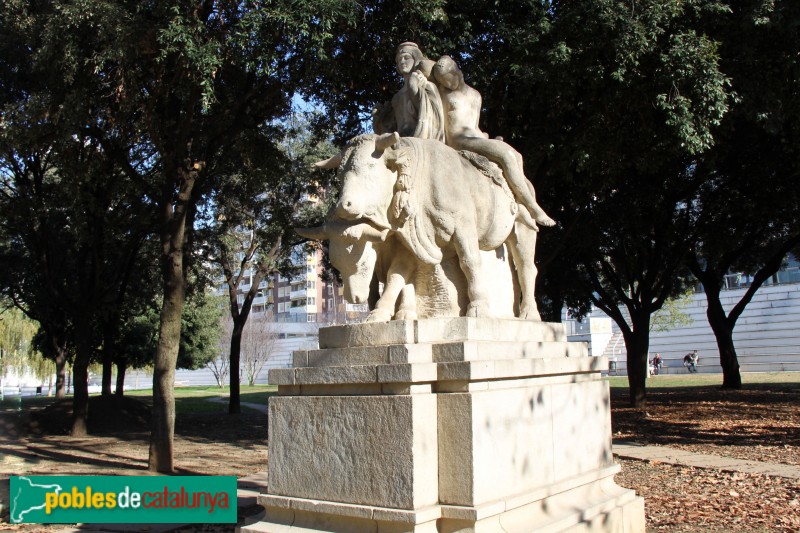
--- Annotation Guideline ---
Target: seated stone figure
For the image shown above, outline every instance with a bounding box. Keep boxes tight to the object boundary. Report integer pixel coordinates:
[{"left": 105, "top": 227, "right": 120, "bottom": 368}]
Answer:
[
  {"left": 432, "top": 55, "right": 555, "bottom": 227},
  {"left": 373, "top": 42, "right": 445, "bottom": 142}
]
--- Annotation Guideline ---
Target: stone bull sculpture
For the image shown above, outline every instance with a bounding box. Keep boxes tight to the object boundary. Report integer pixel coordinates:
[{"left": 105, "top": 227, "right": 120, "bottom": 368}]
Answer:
[
  {"left": 296, "top": 219, "right": 419, "bottom": 322},
  {"left": 298, "top": 132, "right": 541, "bottom": 321}
]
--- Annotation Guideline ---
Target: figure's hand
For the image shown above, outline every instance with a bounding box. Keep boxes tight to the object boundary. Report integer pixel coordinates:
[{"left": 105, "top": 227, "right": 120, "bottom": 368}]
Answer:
[
  {"left": 408, "top": 71, "right": 426, "bottom": 94},
  {"left": 342, "top": 225, "right": 364, "bottom": 241}
]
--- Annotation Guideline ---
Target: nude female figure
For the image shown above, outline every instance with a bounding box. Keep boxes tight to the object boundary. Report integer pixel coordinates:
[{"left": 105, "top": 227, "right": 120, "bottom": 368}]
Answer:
[{"left": 432, "top": 55, "right": 555, "bottom": 227}]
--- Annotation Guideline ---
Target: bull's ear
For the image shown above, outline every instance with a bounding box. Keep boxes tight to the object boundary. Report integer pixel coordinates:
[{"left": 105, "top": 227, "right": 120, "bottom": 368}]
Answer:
[
  {"left": 295, "top": 226, "right": 329, "bottom": 241},
  {"left": 376, "top": 131, "right": 400, "bottom": 153},
  {"left": 312, "top": 152, "right": 343, "bottom": 170}
]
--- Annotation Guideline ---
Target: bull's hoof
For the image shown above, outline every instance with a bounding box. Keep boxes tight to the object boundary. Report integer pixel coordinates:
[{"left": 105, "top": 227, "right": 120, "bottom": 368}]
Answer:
[
  {"left": 394, "top": 310, "right": 418, "bottom": 321},
  {"left": 466, "top": 301, "right": 490, "bottom": 317},
  {"left": 519, "top": 306, "right": 541, "bottom": 321},
  {"left": 366, "top": 309, "right": 393, "bottom": 322}
]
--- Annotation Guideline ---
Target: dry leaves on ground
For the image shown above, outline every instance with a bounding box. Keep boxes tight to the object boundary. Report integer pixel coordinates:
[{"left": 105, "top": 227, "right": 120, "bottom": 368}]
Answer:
[
  {"left": 611, "top": 386, "right": 800, "bottom": 466},
  {"left": 615, "top": 458, "right": 800, "bottom": 532}
]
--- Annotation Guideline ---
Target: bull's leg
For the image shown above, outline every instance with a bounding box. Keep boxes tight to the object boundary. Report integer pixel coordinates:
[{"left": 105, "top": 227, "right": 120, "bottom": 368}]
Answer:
[
  {"left": 507, "top": 222, "right": 540, "bottom": 320},
  {"left": 453, "top": 230, "right": 490, "bottom": 317},
  {"left": 367, "top": 253, "right": 417, "bottom": 322},
  {"left": 394, "top": 284, "right": 418, "bottom": 321}
]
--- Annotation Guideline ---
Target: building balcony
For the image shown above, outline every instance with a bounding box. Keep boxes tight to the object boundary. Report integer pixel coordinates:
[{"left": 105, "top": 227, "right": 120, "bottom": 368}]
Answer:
[{"left": 290, "top": 289, "right": 307, "bottom": 300}]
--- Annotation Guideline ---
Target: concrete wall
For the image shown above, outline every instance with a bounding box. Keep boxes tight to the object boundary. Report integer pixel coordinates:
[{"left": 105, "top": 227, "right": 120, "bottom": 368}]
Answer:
[{"left": 590, "top": 282, "right": 800, "bottom": 375}]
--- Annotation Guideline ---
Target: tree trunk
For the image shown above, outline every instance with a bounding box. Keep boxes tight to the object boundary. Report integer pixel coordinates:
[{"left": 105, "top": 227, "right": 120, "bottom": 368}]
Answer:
[
  {"left": 229, "top": 319, "right": 244, "bottom": 415},
  {"left": 149, "top": 251, "right": 186, "bottom": 473},
  {"left": 102, "top": 315, "right": 122, "bottom": 396},
  {"left": 149, "top": 163, "right": 195, "bottom": 473},
  {"left": 115, "top": 359, "right": 127, "bottom": 396},
  {"left": 704, "top": 286, "right": 742, "bottom": 389},
  {"left": 49, "top": 331, "right": 68, "bottom": 400},
  {"left": 623, "top": 311, "right": 652, "bottom": 408},
  {"left": 71, "top": 318, "right": 93, "bottom": 436},
  {"left": 101, "top": 355, "right": 113, "bottom": 396}
]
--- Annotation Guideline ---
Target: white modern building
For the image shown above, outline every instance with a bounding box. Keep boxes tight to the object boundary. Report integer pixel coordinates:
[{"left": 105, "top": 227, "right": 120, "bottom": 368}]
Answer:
[{"left": 566, "top": 260, "right": 800, "bottom": 375}]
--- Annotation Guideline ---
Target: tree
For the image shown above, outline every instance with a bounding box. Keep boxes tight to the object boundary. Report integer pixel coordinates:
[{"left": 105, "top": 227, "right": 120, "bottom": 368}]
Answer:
[
  {"left": 447, "top": 1, "right": 732, "bottom": 406},
  {"left": 206, "top": 320, "right": 230, "bottom": 388},
  {"left": 0, "top": 304, "right": 38, "bottom": 400},
  {"left": 1, "top": 2, "right": 158, "bottom": 433},
  {"left": 685, "top": 0, "right": 800, "bottom": 389},
  {"left": 202, "top": 110, "right": 337, "bottom": 413},
  {"left": 115, "top": 312, "right": 159, "bottom": 397},
  {"left": 115, "top": 290, "right": 222, "bottom": 394},
  {"left": 2, "top": 0, "right": 368, "bottom": 471},
  {"left": 177, "top": 291, "right": 223, "bottom": 371},
  {"left": 241, "top": 313, "right": 279, "bottom": 387}
]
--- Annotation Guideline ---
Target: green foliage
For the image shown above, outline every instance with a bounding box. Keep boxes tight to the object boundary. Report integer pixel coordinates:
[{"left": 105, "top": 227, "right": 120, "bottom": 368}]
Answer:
[
  {"left": 116, "top": 291, "right": 223, "bottom": 372},
  {"left": 0, "top": 305, "right": 38, "bottom": 376},
  {"left": 651, "top": 290, "right": 695, "bottom": 333},
  {"left": 178, "top": 292, "right": 223, "bottom": 370}
]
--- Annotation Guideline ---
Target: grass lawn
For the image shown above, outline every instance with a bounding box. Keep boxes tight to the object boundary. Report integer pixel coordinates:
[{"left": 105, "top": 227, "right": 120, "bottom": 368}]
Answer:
[
  {"left": 126, "top": 384, "right": 277, "bottom": 413},
  {"left": 1, "top": 384, "right": 278, "bottom": 415},
  {"left": 606, "top": 370, "right": 800, "bottom": 390}
]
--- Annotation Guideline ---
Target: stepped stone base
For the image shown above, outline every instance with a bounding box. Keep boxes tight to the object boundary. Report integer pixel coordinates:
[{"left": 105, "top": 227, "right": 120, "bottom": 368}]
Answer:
[{"left": 241, "top": 318, "right": 644, "bottom": 533}]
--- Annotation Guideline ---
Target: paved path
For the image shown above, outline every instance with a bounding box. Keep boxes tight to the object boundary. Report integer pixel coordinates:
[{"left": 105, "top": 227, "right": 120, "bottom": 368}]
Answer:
[
  {"left": 51, "top": 439, "right": 797, "bottom": 531},
  {"left": 613, "top": 440, "right": 800, "bottom": 479}
]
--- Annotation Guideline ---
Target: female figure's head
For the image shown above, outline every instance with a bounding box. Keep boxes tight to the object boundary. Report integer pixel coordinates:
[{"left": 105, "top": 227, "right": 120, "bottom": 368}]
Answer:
[
  {"left": 396, "top": 42, "right": 424, "bottom": 76},
  {"left": 433, "top": 55, "right": 463, "bottom": 90}
]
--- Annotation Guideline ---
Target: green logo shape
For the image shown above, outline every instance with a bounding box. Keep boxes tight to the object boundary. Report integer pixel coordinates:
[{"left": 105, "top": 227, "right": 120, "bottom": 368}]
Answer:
[{"left": 10, "top": 476, "right": 237, "bottom": 524}]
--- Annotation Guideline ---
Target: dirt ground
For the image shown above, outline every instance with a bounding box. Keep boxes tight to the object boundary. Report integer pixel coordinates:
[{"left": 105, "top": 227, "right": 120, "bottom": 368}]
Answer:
[
  {"left": 2, "top": 384, "right": 799, "bottom": 532},
  {"left": 612, "top": 384, "right": 800, "bottom": 532}
]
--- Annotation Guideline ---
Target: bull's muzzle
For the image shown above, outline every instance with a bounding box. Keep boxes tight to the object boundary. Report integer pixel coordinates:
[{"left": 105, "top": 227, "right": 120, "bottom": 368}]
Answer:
[{"left": 335, "top": 197, "right": 363, "bottom": 220}]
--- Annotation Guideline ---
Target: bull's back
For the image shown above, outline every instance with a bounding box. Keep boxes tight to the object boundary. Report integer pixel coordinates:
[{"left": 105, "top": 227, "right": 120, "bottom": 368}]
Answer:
[{"left": 408, "top": 138, "right": 516, "bottom": 249}]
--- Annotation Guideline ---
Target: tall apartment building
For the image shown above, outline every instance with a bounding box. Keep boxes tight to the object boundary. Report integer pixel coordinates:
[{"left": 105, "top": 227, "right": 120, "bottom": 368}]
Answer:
[{"left": 214, "top": 246, "right": 367, "bottom": 325}]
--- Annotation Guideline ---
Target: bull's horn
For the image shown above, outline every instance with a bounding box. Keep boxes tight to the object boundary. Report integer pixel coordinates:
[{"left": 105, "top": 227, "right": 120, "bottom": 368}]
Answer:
[
  {"left": 295, "top": 226, "right": 329, "bottom": 241},
  {"left": 312, "top": 152, "right": 343, "bottom": 170},
  {"left": 376, "top": 132, "right": 400, "bottom": 152}
]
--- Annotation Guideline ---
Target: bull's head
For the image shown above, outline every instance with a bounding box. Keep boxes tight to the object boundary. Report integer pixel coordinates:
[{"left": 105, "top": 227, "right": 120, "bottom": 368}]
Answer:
[
  {"left": 296, "top": 221, "right": 389, "bottom": 305},
  {"left": 313, "top": 132, "right": 401, "bottom": 229}
]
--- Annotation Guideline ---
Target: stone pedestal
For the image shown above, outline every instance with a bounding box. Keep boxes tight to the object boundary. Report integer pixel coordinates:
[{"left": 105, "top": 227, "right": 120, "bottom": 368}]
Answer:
[{"left": 242, "top": 318, "right": 644, "bottom": 533}]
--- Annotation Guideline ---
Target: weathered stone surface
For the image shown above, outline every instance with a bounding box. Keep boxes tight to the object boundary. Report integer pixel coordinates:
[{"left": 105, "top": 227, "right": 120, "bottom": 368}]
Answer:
[
  {"left": 269, "top": 368, "right": 295, "bottom": 385},
  {"left": 389, "top": 344, "right": 434, "bottom": 364},
  {"left": 268, "top": 394, "right": 438, "bottom": 509},
  {"left": 436, "top": 469, "right": 645, "bottom": 533},
  {"left": 319, "top": 318, "right": 565, "bottom": 349},
  {"left": 295, "top": 365, "right": 378, "bottom": 385},
  {"left": 377, "top": 363, "right": 438, "bottom": 384},
  {"left": 294, "top": 344, "right": 434, "bottom": 368},
  {"left": 438, "top": 386, "right": 557, "bottom": 506},
  {"left": 319, "top": 320, "right": 416, "bottom": 349},
  {"left": 436, "top": 357, "right": 606, "bottom": 383},
  {"left": 415, "top": 318, "right": 565, "bottom": 345},
  {"left": 550, "top": 380, "right": 614, "bottom": 480},
  {"left": 432, "top": 339, "right": 587, "bottom": 362}
]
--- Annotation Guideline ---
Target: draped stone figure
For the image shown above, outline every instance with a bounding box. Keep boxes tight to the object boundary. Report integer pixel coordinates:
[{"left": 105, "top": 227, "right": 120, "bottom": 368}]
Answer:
[{"left": 373, "top": 42, "right": 445, "bottom": 142}]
